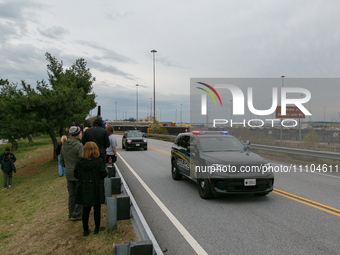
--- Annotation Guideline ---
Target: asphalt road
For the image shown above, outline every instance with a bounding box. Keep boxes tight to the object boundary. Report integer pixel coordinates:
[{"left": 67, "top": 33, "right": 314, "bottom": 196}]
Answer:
[{"left": 115, "top": 135, "right": 340, "bottom": 255}]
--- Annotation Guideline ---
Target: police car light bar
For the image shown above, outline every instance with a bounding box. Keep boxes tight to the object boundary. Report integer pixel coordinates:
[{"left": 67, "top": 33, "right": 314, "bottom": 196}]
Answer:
[{"left": 191, "top": 130, "right": 228, "bottom": 135}]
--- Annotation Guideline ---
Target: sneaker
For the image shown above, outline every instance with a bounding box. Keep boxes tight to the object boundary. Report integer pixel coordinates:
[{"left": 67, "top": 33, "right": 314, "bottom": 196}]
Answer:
[
  {"left": 8, "top": 185, "right": 11, "bottom": 188},
  {"left": 94, "top": 227, "right": 105, "bottom": 234},
  {"left": 2, "top": 188, "right": 7, "bottom": 190},
  {"left": 83, "top": 229, "right": 91, "bottom": 237},
  {"left": 69, "top": 214, "right": 82, "bottom": 221}
]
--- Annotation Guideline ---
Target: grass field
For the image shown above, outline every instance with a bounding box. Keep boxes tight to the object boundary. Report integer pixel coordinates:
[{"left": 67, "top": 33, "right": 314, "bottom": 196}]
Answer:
[{"left": 0, "top": 136, "right": 136, "bottom": 255}]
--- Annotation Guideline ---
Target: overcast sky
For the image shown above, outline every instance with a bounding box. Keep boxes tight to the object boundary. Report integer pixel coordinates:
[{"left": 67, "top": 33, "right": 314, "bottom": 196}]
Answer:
[{"left": 1, "top": 0, "right": 339, "bottom": 123}]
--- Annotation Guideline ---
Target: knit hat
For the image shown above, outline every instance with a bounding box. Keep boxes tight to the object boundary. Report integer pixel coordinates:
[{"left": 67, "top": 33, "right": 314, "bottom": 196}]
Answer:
[
  {"left": 69, "top": 126, "right": 81, "bottom": 136},
  {"left": 93, "top": 117, "right": 103, "bottom": 127},
  {"left": 5, "top": 148, "right": 10, "bottom": 152}
]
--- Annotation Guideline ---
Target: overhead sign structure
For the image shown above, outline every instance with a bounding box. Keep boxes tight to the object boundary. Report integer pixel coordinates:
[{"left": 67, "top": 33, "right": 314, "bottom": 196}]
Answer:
[{"left": 275, "top": 106, "right": 305, "bottom": 119}]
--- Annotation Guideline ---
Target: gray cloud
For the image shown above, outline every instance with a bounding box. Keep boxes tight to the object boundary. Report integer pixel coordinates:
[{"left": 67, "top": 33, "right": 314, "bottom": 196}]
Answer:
[
  {"left": 0, "top": 43, "right": 47, "bottom": 84},
  {"left": 88, "top": 60, "right": 135, "bottom": 80},
  {"left": 76, "top": 40, "right": 134, "bottom": 63},
  {"left": 157, "top": 55, "right": 189, "bottom": 69},
  {"left": 38, "top": 26, "right": 69, "bottom": 39},
  {"left": 0, "top": 0, "right": 45, "bottom": 39}
]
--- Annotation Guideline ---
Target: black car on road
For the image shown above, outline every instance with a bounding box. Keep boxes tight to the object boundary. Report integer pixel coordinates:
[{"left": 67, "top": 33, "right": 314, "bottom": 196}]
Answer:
[
  {"left": 122, "top": 130, "right": 148, "bottom": 151},
  {"left": 170, "top": 131, "right": 274, "bottom": 199}
]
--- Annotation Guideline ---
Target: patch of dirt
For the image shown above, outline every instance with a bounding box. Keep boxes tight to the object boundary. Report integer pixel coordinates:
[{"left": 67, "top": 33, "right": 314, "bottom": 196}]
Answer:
[{"left": 16, "top": 147, "right": 53, "bottom": 177}]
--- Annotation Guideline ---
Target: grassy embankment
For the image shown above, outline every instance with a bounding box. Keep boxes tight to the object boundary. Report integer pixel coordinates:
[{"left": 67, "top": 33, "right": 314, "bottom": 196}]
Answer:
[{"left": 0, "top": 135, "right": 135, "bottom": 255}]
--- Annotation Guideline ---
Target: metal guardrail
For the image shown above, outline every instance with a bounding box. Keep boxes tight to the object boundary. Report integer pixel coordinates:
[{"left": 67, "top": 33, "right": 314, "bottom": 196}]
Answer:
[
  {"left": 105, "top": 163, "right": 163, "bottom": 255},
  {"left": 251, "top": 144, "right": 340, "bottom": 161},
  {"left": 144, "top": 134, "right": 176, "bottom": 139},
  {"left": 144, "top": 133, "right": 340, "bottom": 161}
]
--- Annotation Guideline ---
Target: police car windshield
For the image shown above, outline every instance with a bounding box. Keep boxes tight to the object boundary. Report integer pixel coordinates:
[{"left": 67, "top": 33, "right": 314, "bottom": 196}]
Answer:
[
  {"left": 198, "top": 136, "right": 245, "bottom": 152},
  {"left": 127, "top": 132, "right": 143, "bottom": 138}
]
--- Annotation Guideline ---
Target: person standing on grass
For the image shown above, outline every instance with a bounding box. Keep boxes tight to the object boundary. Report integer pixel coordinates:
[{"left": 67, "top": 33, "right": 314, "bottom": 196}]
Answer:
[
  {"left": 74, "top": 142, "right": 107, "bottom": 236},
  {"left": 60, "top": 126, "right": 83, "bottom": 221},
  {"left": 82, "top": 117, "right": 110, "bottom": 164},
  {"left": 1, "top": 152, "right": 16, "bottom": 190},
  {"left": 56, "top": 135, "right": 67, "bottom": 177},
  {"left": 105, "top": 125, "right": 117, "bottom": 164},
  {"left": 0, "top": 147, "right": 16, "bottom": 164}
]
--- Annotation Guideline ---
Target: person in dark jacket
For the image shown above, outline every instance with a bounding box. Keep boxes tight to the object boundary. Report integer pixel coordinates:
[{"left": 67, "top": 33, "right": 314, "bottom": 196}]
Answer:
[
  {"left": 74, "top": 141, "right": 107, "bottom": 236},
  {"left": 82, "top": 117, "right": 110, "bottom": 164},
  {"left": 1, "top": 153, "right": 16, "bottom": 190},
  {"left": 56, "top": 135, "right": 67, "bottom": 177},
  {"left": 0, "top": 147, "right": 16, "bottom": 164},
  {"left": 60, "top": 126, "right": 83, "bottom": 221}
]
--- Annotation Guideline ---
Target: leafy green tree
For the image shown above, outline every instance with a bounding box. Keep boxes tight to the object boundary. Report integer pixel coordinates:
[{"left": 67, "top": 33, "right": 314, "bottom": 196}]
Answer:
[
  {"left": 20, "top": 53, "right": 97, "bottom": 160},
  {"left": 149, "top": 121, "right": 169, "bottom": 135},
  {"left": 0, "top": 81, "right": 38, "bottom": 151},
  {"left": 0, "top": 53, "right": 96, "bottom": 158},
  {"left": 303, "top": 129, "right": 319, "bottom": 150}
]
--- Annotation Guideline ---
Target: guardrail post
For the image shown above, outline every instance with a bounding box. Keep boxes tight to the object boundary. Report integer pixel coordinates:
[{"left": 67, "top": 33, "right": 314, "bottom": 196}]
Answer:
[
  {"left": 104, "top": 177, "right": 112, "bottom": 199},
  {"left": 111, "top": 177, "right": 122, "bottom": 195},
  {"left": 114, "top": 240, "right": 154, "bottom": 255},
  {"left": 117, "top": 196, "right": 130, "bottom": 221},
  {"left": 130, "top": 240, "right": 153, "bottom": 255},
  {"left": 107, "top": 163, "right": 115, "bottom": 177},
  {"left": 106, "top": 196, "right": 117, "bottom": 231}
]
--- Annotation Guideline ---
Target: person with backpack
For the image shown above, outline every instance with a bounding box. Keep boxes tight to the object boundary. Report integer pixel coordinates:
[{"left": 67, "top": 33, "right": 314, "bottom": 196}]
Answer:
[
  {"left": 82, "top": 117, "right": 110, "bottom": 164},
  {"left": 0, "top": 147, "right": 16, "bottom": 163}
]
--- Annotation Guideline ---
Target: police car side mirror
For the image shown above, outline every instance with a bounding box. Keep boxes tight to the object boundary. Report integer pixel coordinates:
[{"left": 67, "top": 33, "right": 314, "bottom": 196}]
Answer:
[
  {"left": 188, "top": 146, "right": 197, "bottom": 154},
  {"left": 246, "top": 140, "right": 251, "bottom": 145},
  {"left": 244, "top": 145, "right": 251, "bottom": 152}
]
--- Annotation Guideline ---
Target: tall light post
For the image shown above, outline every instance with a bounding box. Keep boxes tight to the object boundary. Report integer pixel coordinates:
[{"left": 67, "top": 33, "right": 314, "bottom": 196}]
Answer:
[
  {"left": 151, "top": 49, "right": 157, "bottom": 122},
  {"left": 115, "top": 102, "right": 117, "bottom": 121},
  {"left": 150, "top": 98, "right": 152, "bottom": 118},
  {"left": 175, "top": 109, "right": 177, "bottom": 123},
  {"left": 136, "top": 84, "right": 139, "bottom": 123},
  {"left": 180, "top": 104, "right": 182, "bottom": 124},
  {"left": 280, "top": 75, "right": 285, "bottom": 146}
]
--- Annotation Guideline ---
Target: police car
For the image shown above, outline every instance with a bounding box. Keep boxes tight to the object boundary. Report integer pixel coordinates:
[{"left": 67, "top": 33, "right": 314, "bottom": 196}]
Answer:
[
  {"left": 122, "top": 130, "right": 148, "bottom": 151},
  {"left": 170, "top": 131, "right": 274, "bottom": 199}
]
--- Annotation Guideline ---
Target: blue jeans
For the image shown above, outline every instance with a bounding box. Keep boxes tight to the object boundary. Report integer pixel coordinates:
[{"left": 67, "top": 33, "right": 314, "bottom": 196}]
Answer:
[{"left": 58, "top": 155, "right": 65, "bottom": 176}]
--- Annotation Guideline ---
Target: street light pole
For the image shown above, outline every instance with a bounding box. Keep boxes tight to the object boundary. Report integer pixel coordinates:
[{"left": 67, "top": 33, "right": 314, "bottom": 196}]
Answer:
[
  {"left": 180, "top": 104, "right": 182, "bottom": 124},
  {"left": 280, "top": 75, "right": 285, "bottom": 146},
  {"left": 150, "top": 98, "right": 152, "bottom": 119},
  {"left": 115, "top": 102, "right": 117, "bottom": 122},
  {"left": 151, "top": 49, "right": 157, "bottom": 122},
  {"left": 175, "top": 109, "right": 177, "bottom": 123},
  {"left": 136, "top": 84, "right": 139, "bottom": 123}
]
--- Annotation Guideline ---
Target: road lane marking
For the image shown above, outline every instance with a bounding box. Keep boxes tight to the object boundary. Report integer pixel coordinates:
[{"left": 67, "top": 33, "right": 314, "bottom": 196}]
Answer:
[
  {"left": 271, "top": 163, "right": 340, "bottom": 179},
  {"left": 148, "top": 146, "right": 340, "bottom": 217},
  {"left": 273, "top": 189, "right": 340, "bottom": 217},
  {"left": 148, "top": 146, "right": 171, "bottom": 156},
  {"left": 118, "top": 153, "right": 208, "bottom": 255}
]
